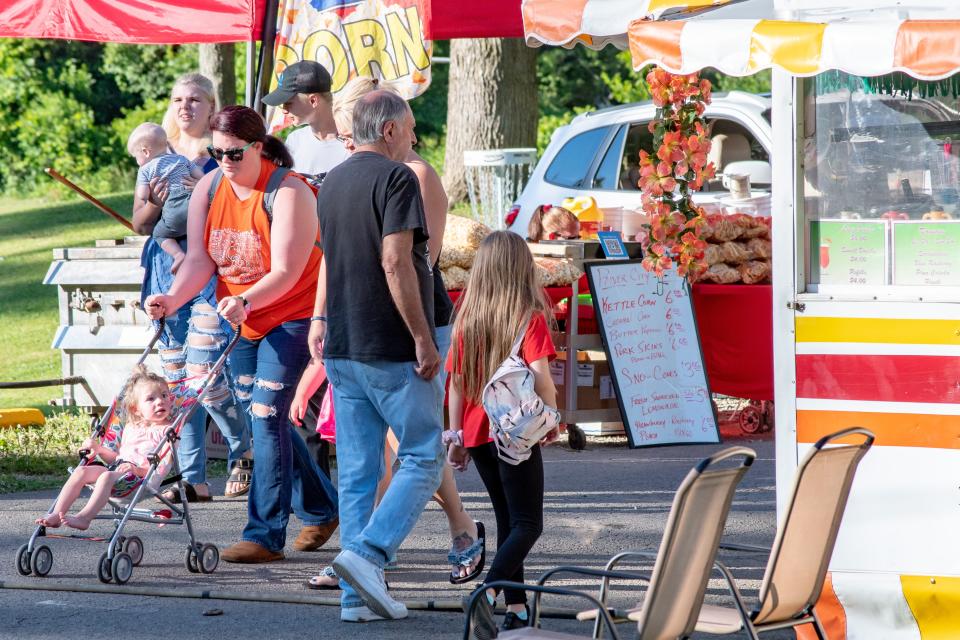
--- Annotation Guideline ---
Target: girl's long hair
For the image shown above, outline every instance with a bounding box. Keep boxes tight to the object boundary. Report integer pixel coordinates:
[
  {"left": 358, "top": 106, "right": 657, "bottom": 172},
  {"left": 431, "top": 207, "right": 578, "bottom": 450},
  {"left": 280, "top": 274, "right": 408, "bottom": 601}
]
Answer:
[
  {"left": 120, "top": 365, "right": 169, "bottom": 423},
  {"left": 451, "top": 231, "right": 553, "bottom": 403}
]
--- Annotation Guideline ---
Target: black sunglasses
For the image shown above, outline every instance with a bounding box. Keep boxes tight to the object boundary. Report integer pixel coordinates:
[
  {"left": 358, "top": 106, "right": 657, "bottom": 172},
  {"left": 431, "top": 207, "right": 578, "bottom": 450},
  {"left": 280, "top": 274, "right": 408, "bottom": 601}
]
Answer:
[{"left": 206, "top": 141, "right": 255, "bottom": 162}]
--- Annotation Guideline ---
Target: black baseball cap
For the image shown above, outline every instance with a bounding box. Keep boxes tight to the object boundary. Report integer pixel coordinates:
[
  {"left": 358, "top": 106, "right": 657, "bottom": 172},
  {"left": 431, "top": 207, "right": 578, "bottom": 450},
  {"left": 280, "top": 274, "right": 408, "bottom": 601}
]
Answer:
[{"left": 262, "top": 61, "right": 333, "bottom": 106}]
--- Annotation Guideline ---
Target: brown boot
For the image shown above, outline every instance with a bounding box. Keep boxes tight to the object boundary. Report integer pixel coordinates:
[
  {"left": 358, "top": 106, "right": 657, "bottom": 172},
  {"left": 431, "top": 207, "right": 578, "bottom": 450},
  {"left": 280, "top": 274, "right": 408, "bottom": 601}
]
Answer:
[
  {"left": 293, "top": 518, "right": 340, "bottom": 552},
  {"left": 221, "top": 541, "right": 284, "bottom": 563}
]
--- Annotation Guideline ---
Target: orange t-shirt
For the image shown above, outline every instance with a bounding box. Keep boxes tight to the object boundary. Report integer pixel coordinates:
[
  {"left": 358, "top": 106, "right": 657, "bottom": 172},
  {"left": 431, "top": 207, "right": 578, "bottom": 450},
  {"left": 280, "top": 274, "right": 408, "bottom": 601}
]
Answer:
[
  {"left": 446, "top": 313, "right": 557, "bottom": 448},
  {"left": 205, "top": 158, "right": 321, "bottom": 340}
]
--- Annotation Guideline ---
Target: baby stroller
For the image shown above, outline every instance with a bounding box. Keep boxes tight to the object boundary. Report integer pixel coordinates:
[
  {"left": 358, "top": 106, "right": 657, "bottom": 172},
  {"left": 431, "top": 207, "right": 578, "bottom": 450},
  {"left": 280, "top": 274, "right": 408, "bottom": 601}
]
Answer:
[{"left": 14, "top": 319, "right": 241, "bottom": 585}]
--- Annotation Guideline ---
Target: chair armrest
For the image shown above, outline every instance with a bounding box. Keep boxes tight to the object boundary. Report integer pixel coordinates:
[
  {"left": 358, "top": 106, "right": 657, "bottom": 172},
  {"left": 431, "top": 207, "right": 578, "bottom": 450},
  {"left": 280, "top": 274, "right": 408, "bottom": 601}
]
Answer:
[
  {"left": 463, "top": 580, "right": 623, "bottom": 640},
  {"left": 536, "top": 565, "right": 650, "bottom": 587},
  {"left": 533, "top": 563, "right": 653, "bottom": 636},
  {"left": 718, "top": 542, "right": 769, "bottom": 554},
  {"left": 711, "top": 558, "right": 757, "bottom": 626}
]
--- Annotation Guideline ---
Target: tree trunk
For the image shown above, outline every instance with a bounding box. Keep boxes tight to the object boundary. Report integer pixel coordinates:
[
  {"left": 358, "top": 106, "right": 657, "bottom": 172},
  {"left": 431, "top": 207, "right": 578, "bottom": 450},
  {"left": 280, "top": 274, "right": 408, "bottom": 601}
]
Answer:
[
  {"left": 442, "top": 38, "right": 538, "bottom": 207},
  {"left": 199, "top": 43, "right": 237, "bottom": 109}
]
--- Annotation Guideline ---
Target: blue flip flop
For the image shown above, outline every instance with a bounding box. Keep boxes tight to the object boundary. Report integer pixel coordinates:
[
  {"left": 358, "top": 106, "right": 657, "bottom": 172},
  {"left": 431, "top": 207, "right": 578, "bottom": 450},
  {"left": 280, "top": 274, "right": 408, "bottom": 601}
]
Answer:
[{"left": 449, "top": 521, "right": 486, "bottom": 585}]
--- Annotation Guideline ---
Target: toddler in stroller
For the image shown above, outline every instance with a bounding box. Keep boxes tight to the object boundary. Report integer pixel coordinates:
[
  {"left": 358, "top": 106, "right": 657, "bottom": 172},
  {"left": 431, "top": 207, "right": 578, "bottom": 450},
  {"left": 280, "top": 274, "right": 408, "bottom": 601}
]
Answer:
[
  {"left": 17, "top": 319, "right": 235, "bottom": 584},
  {"left": 36, "top": 367, "right": 174, "bottom": 531}
]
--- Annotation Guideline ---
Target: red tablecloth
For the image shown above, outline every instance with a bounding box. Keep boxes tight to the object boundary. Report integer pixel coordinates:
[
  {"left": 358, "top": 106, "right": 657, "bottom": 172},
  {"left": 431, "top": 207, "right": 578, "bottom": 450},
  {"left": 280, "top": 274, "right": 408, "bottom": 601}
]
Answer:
[
  {"left": 691, "top": 284, "right": 773, "bottom": 401},
  {"left": 445, "top": 282, "right": 774, "bottom": 402}
]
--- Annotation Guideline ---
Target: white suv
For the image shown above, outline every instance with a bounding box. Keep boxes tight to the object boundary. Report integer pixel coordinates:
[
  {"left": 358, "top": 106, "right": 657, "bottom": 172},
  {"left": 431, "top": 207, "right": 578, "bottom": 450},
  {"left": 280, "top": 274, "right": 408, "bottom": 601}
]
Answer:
[{"left": 507, "top": 91, "right": 773, "bottom": 234}]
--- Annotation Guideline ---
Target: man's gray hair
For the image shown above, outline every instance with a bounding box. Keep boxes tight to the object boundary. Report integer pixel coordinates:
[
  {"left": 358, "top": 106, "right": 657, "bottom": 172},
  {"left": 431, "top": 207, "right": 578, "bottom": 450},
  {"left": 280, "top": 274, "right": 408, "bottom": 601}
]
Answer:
[{"left": 352, "top": 90, "right": 410, "bottom": 146}]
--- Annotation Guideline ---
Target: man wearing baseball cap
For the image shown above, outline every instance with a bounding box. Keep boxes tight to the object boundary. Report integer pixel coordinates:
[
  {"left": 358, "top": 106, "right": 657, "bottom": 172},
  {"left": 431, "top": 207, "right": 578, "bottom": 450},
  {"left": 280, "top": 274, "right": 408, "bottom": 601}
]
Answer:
[{"left": 263, "top": 60, "right": 349, "bottom": 180}]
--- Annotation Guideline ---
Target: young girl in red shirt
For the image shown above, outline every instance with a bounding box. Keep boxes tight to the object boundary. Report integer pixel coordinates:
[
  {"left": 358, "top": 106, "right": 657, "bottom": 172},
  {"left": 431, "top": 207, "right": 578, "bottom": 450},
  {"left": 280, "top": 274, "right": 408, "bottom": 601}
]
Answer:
[{"left": 446, "top": 231, "right": 560, "bottom": 638}]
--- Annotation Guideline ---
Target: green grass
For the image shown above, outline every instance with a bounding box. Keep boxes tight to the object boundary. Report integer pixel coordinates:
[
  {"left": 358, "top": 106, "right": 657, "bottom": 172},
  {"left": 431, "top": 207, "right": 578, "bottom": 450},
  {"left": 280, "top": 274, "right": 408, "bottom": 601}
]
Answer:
[
  {"left": 0, "top": 193, "right": 133, "bottom": 411},
  {"left": 0, "top": 411, "right": 90, "bottom": 492},
  {"left": 0, "top": 411, "right": 229, "bottom": 494}
]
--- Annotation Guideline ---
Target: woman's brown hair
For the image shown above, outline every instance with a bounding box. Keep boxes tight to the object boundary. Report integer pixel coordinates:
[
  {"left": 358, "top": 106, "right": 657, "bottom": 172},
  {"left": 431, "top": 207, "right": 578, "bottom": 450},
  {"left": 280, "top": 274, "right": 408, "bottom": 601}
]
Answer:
[
  {"left": 211, "top": 105, "right": 294, "bottom": 168},
  {"left": 451, "top": 231, "right": 553, "bottom": 403}
]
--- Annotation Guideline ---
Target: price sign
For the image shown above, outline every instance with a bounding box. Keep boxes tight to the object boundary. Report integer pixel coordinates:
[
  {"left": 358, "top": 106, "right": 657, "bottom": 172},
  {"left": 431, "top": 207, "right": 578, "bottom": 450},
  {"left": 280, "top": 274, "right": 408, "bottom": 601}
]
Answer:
[{"left": 585, "top": 260, "right": 719, "bottom": 448}]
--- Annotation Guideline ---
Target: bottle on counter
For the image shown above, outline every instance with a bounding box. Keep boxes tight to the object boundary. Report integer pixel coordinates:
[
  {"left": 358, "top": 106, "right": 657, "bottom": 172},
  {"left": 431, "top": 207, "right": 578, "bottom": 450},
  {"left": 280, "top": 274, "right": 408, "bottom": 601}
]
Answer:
[{"left": 561, "top": 196, "right": 603, "bottom": 239}]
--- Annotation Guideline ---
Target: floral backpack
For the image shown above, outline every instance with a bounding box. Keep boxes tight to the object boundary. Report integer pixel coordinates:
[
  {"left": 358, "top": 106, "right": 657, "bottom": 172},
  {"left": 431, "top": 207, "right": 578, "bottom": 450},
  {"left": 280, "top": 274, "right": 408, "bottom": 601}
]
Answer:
[{"left": 481, "top": 318, "right": 560, "bottom": 465}]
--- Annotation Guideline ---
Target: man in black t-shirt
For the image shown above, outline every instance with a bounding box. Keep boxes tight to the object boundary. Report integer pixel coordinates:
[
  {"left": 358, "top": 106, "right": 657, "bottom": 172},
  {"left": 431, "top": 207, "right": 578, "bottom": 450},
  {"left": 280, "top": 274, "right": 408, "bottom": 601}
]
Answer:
[{"left": 313, "top": 90, "right": 444, "bottom": 623}]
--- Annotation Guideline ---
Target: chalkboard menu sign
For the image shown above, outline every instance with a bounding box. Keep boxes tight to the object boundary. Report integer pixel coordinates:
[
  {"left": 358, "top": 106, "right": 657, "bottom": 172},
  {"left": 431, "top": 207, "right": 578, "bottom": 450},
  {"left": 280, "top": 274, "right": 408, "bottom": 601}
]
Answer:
[{"left": 585, "top": 260, "right": 719, "bottom": 448}]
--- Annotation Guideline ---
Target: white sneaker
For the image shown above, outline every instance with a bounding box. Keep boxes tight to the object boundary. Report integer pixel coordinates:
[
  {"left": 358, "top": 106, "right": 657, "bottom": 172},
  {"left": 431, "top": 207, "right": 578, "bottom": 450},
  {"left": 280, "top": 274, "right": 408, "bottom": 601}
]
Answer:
[
  {"left": 341, "top": 605, "right": 385, "bottom": 623},
  {"left": 333, "top": 550, "right": 408, "bottom": 620}
]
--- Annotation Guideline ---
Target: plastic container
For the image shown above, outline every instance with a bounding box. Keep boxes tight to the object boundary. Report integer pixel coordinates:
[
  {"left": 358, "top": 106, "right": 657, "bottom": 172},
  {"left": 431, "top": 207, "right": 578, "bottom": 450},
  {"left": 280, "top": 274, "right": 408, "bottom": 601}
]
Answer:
[
  {"left": 720, "top": 192, "right": 772, "bottom": 217},
  {"left": 600, "top": 206, "right": 623, "bottom": 233},
  {"left": 621, "top": 209, "right": 647, "bottom": 241},
  {"left": 562, "top": 196, "right": 603, "bottom": 239}
]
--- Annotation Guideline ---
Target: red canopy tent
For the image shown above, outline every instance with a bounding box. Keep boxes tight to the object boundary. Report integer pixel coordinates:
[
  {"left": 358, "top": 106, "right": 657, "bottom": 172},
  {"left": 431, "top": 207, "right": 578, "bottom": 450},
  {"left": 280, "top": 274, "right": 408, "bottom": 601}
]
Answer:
[
  {"left": 0, "top": 0, "right": 523, "bottom": 44},
  {"left": 0, "top": 0, "right": 269, "bottom": 44},
  {"left": 419, "top": 0, "right": 523, "bottom": 39}
]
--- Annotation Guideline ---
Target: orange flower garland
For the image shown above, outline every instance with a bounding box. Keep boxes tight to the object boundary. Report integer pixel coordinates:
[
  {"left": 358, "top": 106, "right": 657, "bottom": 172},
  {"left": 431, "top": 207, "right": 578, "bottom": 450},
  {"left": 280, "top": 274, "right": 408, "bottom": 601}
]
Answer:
[{"left": 639, "top": 68, "right": 716, "bottom": 280}]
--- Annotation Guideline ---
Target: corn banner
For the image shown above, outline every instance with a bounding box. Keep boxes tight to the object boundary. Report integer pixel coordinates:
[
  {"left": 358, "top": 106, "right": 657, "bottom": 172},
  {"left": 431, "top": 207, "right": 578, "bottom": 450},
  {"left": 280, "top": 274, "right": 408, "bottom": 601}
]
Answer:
[{"left": 268, "top": 0, "right": 431, "bottom": 131}]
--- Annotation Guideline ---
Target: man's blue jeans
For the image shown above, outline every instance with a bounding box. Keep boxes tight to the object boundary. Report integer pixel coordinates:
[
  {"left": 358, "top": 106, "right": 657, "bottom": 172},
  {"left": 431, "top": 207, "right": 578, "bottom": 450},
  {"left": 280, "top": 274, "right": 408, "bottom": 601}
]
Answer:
[
  {"left": 142, "top": 238, "right": 249, "bottom": 485},
  {"left": 324, "top": 356, "right": 445, "bottom": 608},
  {"left": 230, "top": 319, "right": 339, "bottom": 552}
]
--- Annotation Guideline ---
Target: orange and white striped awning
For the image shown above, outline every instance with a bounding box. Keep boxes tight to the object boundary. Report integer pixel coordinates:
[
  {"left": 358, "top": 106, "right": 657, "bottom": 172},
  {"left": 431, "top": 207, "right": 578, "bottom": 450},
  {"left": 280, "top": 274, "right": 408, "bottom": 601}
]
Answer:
[
  {"left": 629, "top": 19, "right": 960, "bottom": 80},
  {"left": 522, "top": 0, "right": 734, "bottom": 49}
]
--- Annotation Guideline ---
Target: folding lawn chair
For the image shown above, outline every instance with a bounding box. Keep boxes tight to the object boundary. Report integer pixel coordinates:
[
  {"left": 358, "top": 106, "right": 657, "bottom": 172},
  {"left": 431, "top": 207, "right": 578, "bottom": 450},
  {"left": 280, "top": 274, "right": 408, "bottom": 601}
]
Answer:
[
  {"left": 696, "top": 427, "right": 875, "bottom": 640},
  {"left": 575, "top": 428, "right": 873, "bottom": 640},
  {"left": 462, "top": 446, "right": 757, "bottom": 640}
]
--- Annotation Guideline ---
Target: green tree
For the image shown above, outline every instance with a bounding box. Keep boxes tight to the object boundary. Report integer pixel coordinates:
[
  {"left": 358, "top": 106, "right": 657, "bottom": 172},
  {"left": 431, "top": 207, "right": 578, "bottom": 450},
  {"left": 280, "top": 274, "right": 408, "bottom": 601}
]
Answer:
[
  {"left": 102, "top": 43, "right": 199, "bottom": 102},
  {"left": 0, "top": 40, "right": 198, "bottom": 197}
]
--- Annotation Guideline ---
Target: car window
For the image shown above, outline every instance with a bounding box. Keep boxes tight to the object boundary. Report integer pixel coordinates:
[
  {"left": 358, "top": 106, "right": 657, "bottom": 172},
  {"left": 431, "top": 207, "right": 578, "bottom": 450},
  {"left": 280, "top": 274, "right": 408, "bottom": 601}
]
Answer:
[
  {"left": 592, "top": 126, "right": 627, "bottom": 190},
  {"left": 707, "top": 117, "right": 769, "bottom": 165},
  {"left": 618, "top": 123, "right": 655, "bottom": 191},
  {"left": 544, "top": 126, "right": 610, "bottom": 188}
]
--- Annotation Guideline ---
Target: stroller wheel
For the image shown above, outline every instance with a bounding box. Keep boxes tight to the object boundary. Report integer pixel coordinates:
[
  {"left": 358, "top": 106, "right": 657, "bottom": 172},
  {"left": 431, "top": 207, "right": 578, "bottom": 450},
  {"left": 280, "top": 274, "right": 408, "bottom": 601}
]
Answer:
[
  {"left": 31, "top": 545, "right": 53, "bottom": 577},
  {"left": 112, "top": 552, "right": 134, "bottom": 585},
  {"left": 184, "top": 546, "right": 200, "bottom": 573},
  {"left": 123, "top": 536, "right": 144, "bottom": 566},
  {"left": 97, "top": 552, "right": 113, "bottom": 583},
  {"left": 15, "top": 544, "right": 32, "bottom": 576},
  {"left": 199, "top": 544, "right": 219, "bottom": 574}
]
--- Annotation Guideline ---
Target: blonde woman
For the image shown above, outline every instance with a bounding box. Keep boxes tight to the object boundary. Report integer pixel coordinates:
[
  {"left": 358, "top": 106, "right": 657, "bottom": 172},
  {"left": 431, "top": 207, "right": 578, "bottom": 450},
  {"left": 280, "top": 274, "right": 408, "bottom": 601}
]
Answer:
[
  {"left": 135, "top": 73, "right": 251, "bottom": 504},
  {"left": 446, "top": 231, "right": 560, "bottom": 636},
  {"left": 300, "top": 77, "right": 485, "bottom": 590},
  {"left": 163, "top": 73, "right": 219, "bottom": 174}
]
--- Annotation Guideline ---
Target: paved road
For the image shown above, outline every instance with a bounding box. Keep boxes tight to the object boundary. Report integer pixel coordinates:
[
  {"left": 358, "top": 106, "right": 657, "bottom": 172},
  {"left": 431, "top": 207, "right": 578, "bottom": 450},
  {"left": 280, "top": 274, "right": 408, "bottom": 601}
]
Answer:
[{"left": 0, "top": 435, "right": 792, "bottom": 639}]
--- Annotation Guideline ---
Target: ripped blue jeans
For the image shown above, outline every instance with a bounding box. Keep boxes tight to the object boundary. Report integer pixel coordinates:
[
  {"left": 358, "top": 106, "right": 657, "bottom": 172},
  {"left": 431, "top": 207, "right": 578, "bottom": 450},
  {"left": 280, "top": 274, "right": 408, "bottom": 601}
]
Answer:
[
  {"left": 228, "top": 319, "right": 338, "bottom": 552},
  {"left": 143, "top": 238, "right": 250, "bottom": 485}
]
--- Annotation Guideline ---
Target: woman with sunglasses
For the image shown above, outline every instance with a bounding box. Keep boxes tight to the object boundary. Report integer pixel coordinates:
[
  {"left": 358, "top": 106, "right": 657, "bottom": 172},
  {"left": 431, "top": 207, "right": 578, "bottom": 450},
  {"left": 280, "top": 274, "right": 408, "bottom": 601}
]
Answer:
[
  {"left": 145, "top": 105, "right": 340, "bottom": 564},
  {"left": 133, "top": 74, "right": 252, "bottom": 504}
]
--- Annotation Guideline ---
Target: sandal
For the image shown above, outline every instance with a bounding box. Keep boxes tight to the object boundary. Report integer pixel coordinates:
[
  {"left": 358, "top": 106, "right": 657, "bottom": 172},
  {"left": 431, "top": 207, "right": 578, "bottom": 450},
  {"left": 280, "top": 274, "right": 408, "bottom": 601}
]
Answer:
[
  {"left": 225, "top": 458, "right": 253, "bottom": 498},
  {"left": 162, "top": 482, "right": 213, "bottom": 504},
  {"left": 305, "top": 565, "right": 340, "bottom": 590},
  {"left": 449, "top": 521, "right": 486, "bottom": 585}
]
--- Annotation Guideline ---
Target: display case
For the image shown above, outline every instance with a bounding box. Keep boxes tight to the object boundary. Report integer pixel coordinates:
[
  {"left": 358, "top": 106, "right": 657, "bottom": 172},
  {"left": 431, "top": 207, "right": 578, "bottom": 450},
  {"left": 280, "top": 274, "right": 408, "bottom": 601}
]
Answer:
[{"left": 804, "top": 72, "right": 960, "bottom": 295}]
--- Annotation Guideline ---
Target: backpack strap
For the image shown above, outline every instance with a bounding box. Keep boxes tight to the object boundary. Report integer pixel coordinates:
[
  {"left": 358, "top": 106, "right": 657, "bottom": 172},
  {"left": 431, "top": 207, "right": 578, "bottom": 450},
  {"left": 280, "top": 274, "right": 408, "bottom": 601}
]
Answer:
[
  {"left": 262, "top": 166, "right": 291, "bottom": 224},
  {"left": 207, "top": 168, "right": 224, "bottom": 210},
  {"left": 510, "top": 314, "right": 531, "bottom": 357}
]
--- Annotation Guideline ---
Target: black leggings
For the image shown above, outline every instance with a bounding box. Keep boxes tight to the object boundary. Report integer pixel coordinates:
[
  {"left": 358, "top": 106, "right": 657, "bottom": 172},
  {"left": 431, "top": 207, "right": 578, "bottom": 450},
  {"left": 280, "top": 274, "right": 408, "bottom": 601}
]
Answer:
[{"left": 469, "top": 441, "right": 544, "bottom": 605}]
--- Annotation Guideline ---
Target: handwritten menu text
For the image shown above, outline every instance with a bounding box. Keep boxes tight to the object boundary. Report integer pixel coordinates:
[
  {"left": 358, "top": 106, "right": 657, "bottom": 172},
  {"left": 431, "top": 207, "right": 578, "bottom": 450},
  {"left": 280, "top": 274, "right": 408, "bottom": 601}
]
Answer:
[{"left": 588, "top": 262, "right": 718, "bottom": 448}]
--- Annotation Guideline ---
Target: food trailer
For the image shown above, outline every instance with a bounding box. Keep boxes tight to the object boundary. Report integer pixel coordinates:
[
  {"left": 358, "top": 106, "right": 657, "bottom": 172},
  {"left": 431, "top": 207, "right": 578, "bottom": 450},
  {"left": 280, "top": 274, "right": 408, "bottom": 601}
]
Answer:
[{"left": 526, "top": 0, "right": 960, "bottom": 636}]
